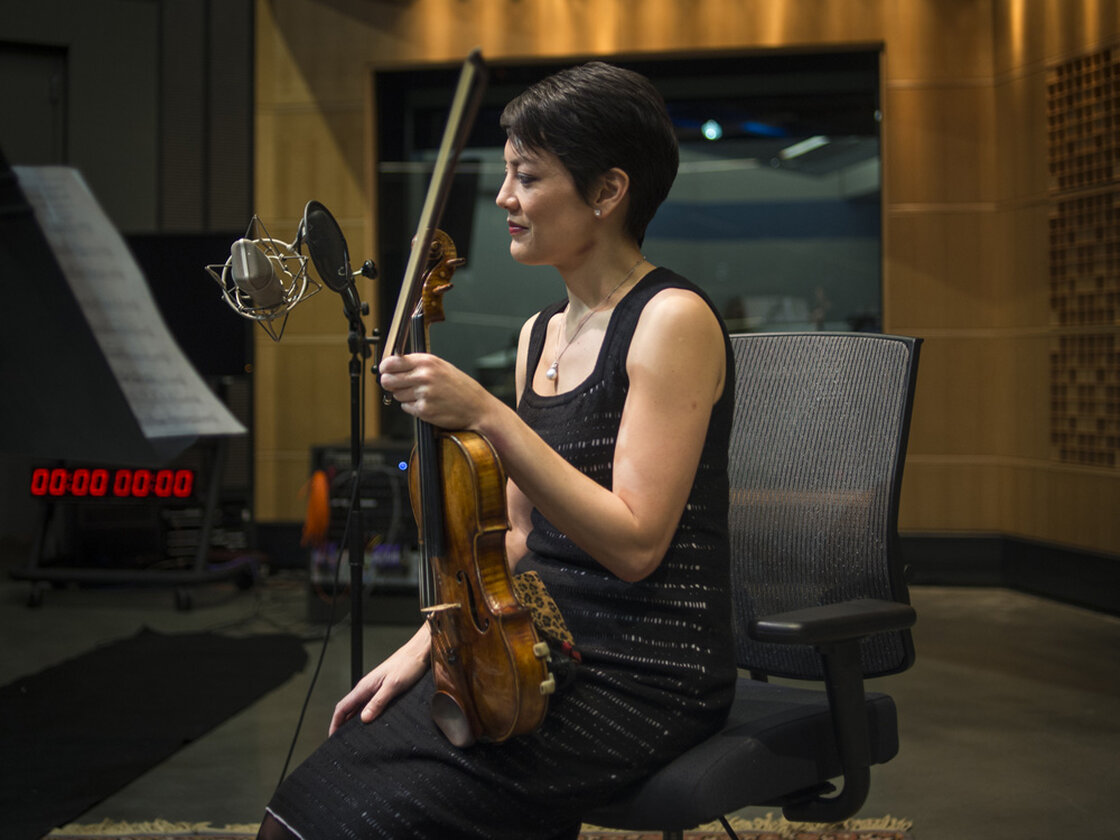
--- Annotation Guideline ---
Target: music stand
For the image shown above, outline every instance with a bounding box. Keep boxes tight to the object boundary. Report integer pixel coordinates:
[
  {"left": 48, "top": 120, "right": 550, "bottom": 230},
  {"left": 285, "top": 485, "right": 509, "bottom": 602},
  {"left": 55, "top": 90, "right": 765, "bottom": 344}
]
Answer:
[{"left": 1, "top": 151, "right": 252, "bottom": 606}]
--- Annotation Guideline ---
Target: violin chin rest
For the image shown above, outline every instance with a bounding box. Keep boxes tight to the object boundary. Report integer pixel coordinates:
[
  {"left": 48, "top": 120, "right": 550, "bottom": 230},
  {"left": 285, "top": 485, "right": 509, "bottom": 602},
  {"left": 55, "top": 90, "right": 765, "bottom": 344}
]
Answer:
[{"left": 432, "top": 690, "right": 476, "bottom": 748}]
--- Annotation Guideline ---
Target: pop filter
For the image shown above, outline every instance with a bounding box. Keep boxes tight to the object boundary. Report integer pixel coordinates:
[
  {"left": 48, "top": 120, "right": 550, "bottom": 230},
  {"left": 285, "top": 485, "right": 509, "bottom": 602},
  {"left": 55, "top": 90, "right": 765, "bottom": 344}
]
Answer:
[{"left": 302, "top": 200, "right": 364, "bottom": 325}]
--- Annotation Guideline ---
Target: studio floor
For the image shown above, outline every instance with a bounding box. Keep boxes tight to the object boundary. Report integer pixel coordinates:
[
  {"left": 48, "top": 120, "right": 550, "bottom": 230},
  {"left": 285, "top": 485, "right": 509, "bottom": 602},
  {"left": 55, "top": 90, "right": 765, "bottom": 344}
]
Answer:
[{"left": 2, "top": 553, "right": 1118, "bottom": 839}]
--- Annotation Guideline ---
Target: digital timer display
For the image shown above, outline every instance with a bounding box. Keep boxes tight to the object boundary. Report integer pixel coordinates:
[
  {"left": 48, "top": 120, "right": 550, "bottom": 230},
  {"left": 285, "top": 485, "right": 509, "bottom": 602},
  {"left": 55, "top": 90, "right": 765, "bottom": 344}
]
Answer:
[{"left": 30, "top": 467, "right": 196, "bottom": 500}]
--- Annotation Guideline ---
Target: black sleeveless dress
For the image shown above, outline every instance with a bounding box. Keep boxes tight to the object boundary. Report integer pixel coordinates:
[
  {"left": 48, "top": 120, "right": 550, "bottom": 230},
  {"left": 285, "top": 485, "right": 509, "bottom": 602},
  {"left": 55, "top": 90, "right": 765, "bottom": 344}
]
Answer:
[{"left": 266, "top": 268, "right": 736, "bottom": 839}]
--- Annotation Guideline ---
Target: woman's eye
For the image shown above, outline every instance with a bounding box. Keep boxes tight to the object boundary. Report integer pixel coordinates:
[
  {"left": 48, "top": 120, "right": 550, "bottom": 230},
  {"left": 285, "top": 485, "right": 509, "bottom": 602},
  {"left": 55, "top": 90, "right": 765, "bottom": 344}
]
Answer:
[{"left": 517, "top": 173, "right": 536, "bottom": 187}]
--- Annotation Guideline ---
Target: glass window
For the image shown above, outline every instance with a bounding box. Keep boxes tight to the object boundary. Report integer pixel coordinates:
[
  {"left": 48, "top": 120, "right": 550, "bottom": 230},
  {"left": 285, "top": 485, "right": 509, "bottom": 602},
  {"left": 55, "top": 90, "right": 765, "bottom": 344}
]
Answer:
[{"left": 375, "top": 51, "right": 880, "bottom": 435}]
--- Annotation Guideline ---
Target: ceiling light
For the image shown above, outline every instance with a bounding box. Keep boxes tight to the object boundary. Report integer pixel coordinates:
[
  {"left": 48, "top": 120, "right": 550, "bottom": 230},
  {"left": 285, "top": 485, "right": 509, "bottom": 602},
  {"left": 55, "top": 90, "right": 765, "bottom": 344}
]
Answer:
[
  {"left": 701, "top": 120, "right": 723, "bottom": 141},
  {"left": 779, "top": 135, "right": 830, "bottom": 160}
]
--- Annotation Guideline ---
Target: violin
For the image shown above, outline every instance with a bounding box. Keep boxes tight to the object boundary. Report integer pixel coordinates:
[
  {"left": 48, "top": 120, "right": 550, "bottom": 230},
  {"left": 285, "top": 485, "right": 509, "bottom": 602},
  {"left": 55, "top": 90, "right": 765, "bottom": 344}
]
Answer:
[
  {"left": 405, "top": 231, "right": 554, "bottom": 747},
  {"left": 380, "top": 51, "right": 554, "bottom": 746}
]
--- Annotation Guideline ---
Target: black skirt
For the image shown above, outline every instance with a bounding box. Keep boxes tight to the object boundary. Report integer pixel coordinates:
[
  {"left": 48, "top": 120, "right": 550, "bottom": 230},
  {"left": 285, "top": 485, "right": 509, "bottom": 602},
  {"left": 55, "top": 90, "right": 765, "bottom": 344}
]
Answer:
[{"left": 266, "top": 638, "right": 730, "bottom": 839}]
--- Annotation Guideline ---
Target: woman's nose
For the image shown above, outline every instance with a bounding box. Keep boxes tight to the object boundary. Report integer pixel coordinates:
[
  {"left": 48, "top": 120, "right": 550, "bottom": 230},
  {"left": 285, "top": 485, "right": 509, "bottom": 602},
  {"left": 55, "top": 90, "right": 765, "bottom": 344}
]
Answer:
[{"left": 495, "top": 176, "right": 515, "bottom": 210}]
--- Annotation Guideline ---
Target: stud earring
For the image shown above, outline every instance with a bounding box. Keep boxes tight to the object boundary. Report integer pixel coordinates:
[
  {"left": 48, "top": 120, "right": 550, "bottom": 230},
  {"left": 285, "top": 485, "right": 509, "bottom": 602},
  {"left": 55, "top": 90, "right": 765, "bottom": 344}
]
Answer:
[{"left": 594, "top": 208, "right": 602, "bottom": 217}]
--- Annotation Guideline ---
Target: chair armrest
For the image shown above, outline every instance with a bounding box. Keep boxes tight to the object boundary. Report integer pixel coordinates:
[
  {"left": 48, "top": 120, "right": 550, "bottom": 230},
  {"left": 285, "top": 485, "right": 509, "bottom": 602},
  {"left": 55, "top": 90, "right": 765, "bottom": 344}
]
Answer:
[
  {"left": 748, "top": 598, "right": 916, "bottom": 646},
  {"left": 747, "top": 598, "right": 916, "bottom": 823}
]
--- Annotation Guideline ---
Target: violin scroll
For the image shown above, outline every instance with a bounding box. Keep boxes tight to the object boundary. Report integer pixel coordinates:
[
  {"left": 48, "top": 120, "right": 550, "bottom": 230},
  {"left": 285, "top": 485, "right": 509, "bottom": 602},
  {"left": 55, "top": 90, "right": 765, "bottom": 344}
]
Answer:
[{"left": 418, "top": 231, "right": 464, "bottom": 327}]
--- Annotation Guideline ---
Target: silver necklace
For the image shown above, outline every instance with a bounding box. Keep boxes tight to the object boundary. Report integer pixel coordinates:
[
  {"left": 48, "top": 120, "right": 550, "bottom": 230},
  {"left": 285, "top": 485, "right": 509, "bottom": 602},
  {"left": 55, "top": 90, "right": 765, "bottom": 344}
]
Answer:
[{"left": 546, "top": 256, "right": 645, "bottom": 382}]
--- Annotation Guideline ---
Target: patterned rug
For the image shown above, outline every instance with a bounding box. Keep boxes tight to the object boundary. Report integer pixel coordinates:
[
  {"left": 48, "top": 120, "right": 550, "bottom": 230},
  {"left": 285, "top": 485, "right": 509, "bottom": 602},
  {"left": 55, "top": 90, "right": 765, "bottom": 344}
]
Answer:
[{"left": 46, "top": 815, "right": 914, "bottom": 839}]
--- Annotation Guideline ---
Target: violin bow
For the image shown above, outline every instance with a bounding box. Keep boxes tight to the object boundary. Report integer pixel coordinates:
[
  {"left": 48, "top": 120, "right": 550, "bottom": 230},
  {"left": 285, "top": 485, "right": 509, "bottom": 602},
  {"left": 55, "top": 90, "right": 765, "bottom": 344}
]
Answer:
[{"left": 380, "top": 49, "right": 488, "bottom": 366}]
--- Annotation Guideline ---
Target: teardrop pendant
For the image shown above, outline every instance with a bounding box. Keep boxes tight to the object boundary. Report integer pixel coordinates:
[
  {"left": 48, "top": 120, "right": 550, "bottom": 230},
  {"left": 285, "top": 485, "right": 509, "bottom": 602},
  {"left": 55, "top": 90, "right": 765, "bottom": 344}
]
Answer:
[{"left": 545, "top": 362, "right": 558, "bottom": 381}]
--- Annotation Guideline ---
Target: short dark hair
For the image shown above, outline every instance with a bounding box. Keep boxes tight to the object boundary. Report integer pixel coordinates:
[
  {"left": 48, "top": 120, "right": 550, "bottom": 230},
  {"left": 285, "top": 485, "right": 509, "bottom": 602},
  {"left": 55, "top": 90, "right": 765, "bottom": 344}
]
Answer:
[{"left": 500, "top": 62, "right": 678, "bottom": 245}]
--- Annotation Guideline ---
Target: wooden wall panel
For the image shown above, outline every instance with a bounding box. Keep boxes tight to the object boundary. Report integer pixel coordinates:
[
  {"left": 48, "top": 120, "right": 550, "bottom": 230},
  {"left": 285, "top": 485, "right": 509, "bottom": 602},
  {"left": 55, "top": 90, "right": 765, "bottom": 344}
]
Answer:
[
  {"left": 882, "top": 83, "right": 997, "bottom": 205},
  {"left": 995, "top": 69, "right": 1050, "bottom": 201},
  {"left": 1006, "top": 333, "right": 1057, "bottom": 460},
  {"left": 903, "top": 336, "right": 1012, "bottom": 458},
  {"left": 253, "top": 339, "right": 361, "bottom": 517},
  {"left": 888, "top": 0, "right": 1118, "bottom": 553},
  {"left": 254, "top": 108, "right": 366, "bottom": 229},
  {"left": 1040, "top": 0, "right": 1120, "bottom": 62},
  {"left": 901, "top": 331, "right": 1052, "bottom": 472},
  {"left": 1003, "top": 463, "right": 1120, "bottom": 549},
  {"left": 898, "top": 460, "right": 1006, "bottom": 532},
  {"left": 999, "top": 203, "right": 1051, "bottom": 327},
  {"left": 902, "top": 458, "right": 1120, "bottom": 551},
  {"left": 883, "top": 0, "right": 995, "bottom": 81},
  {"left": 885, "top": 211, "right": 1004, "bottom": 329},
  {"left": 993, "top": 0, "right": 1049, "bottom": 74}
]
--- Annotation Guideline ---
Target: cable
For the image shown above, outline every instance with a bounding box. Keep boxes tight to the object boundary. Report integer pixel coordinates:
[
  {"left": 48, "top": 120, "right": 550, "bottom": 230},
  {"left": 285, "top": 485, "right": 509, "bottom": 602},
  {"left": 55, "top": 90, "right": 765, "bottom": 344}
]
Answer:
[
  {"left": 274, "top": 336, "right": 370, "bottom": 791},
  {"left": 275, "top": 474, "right": 355, "bottom": 790}
]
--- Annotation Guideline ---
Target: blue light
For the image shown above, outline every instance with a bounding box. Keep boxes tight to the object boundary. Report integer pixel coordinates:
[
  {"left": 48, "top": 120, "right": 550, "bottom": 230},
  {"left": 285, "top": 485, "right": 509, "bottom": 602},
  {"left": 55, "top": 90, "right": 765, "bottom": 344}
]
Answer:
[
  {"left": 397, "top": 460, "right": 408, "bottom": 471},
  {"left": 701, "top": 119, "right": 723, "bottom": 141},
  {"left": 741, "top": 120, "right": 787, "bottom": 138}
]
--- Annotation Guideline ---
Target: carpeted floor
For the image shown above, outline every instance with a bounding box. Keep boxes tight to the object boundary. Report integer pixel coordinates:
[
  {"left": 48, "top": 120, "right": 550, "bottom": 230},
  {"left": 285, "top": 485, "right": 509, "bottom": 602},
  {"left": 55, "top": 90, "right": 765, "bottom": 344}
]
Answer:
[
  {"left": 1, "top": 628, "right": 308, "bottom": 840},
  {"left": 46, "top": 816, "right": 914, "bottom": 840}
]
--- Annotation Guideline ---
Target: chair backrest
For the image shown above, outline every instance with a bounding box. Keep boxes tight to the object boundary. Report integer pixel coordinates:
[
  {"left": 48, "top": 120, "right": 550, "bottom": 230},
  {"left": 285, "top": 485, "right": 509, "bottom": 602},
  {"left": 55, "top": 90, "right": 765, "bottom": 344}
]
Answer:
[{"left": 727, "top": 332, "right": 921, "bottom": 681}]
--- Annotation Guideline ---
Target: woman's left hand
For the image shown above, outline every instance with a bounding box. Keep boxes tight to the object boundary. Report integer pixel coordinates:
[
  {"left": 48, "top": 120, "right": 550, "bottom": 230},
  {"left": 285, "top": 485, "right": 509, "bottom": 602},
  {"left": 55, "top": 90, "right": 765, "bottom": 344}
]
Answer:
[
  {"left": 378, "top": 353, "right": 495, "bottom": 430},
  {"left": 329, "top": 623, "right": 431, "bottom": 735}
]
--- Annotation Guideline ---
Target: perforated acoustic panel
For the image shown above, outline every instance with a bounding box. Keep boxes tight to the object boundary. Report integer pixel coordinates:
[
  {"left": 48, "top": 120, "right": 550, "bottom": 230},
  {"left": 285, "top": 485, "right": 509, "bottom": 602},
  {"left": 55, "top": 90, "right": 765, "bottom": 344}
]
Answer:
[{"left": 1047, "top": 46, "right": 1120, "bottom": 468}]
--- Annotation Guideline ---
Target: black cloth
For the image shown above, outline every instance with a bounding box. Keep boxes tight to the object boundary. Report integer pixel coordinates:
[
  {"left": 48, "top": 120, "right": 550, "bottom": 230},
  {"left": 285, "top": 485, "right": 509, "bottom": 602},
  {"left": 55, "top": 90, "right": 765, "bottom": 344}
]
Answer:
[
  {"left": 1, "top": 628, "right": 308, "bottom": 840},
  {"left": 266, "top": 268, "right": 736, "bottom": 839}
]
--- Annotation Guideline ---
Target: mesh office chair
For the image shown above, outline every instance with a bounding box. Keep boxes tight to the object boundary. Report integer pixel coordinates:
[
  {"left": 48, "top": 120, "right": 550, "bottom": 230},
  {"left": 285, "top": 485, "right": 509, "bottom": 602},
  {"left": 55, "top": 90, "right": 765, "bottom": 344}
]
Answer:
[{"left": 586, "top": 332, "right": 922, "bottom": 839}]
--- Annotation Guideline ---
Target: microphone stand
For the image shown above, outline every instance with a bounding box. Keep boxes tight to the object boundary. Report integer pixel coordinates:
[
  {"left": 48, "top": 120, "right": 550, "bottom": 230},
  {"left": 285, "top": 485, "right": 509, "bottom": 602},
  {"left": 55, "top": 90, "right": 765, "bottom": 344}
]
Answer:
[
  {"left": 343, "top": 276, "right": 379, "bottom": 687},
  {"left": 299, "top": 199, "right": 381, "bottom": 688}
]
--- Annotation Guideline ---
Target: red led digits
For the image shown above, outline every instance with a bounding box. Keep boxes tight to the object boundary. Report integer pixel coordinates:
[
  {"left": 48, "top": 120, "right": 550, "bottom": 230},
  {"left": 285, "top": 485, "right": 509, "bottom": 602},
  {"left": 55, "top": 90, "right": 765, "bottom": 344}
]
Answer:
[{"left": 30, "top": 467, "right": 195, "bottom": 499}]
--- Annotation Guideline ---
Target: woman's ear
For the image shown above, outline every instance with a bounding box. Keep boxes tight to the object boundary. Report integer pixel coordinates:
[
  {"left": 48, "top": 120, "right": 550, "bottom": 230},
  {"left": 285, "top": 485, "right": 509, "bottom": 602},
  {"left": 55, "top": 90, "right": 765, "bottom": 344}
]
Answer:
[{"left": 591, "top": 167, "right": 630, "bottom": 219}]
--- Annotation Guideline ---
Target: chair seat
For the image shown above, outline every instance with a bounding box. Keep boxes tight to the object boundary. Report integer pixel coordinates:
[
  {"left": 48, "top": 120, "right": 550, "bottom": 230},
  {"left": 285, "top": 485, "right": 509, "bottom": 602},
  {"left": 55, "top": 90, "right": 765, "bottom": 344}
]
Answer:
[{"left": 585, "top": 678, "right": 898, "bottom": 831}]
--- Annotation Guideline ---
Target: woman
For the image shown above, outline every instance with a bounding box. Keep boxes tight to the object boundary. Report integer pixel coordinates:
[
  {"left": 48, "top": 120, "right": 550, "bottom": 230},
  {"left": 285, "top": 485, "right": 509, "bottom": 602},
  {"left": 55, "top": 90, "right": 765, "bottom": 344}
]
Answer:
[{"left": 259, "top": 61, "right": 736, "bottom": 840}]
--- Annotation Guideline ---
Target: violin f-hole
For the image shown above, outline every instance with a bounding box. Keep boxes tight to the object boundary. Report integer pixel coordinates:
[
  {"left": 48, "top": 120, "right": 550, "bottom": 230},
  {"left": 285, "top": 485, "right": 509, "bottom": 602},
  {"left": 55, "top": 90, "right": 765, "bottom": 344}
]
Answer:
[{"left": 455, "top": 569, "right": 491, "bottom": 634}]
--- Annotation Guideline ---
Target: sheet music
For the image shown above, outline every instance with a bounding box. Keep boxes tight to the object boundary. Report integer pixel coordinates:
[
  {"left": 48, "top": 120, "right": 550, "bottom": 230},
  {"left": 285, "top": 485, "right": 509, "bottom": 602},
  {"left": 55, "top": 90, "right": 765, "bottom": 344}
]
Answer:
[{"left": 14, "top": 166, "right": 246, "bottom": 439}]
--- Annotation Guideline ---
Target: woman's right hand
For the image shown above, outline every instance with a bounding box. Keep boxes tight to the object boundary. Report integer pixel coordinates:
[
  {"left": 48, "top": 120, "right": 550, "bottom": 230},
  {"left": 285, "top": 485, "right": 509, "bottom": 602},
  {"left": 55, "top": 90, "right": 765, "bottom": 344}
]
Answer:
[{"left": 329, "top": 622, "right": 431, "bottom": 736}]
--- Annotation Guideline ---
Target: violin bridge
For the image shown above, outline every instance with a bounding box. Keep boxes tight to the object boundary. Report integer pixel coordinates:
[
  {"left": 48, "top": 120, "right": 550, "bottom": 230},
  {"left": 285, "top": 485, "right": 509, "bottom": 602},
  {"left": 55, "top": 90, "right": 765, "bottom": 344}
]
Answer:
[{"left": 422, "top": 602, "right": 462, "bottom": 616}]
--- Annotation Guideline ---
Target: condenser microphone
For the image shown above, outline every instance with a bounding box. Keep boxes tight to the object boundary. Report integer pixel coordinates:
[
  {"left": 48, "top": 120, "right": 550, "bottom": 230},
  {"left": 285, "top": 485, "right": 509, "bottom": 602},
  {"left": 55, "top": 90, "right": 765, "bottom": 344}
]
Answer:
[
  {"left": 206, "top": 215, "right": 321, "bottom": 342},
  {"left": 230, "top": 238, "right": 286, "bottom": 309}
]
